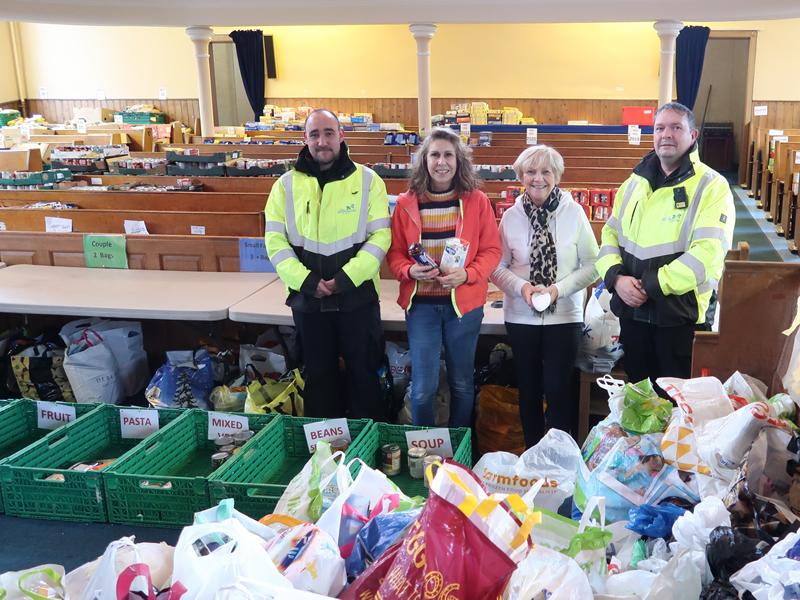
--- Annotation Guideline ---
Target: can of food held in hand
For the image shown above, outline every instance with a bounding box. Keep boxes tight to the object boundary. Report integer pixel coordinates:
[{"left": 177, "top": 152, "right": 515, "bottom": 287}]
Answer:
[
  {"left": 380, "top": 443, "right": 401, "bottom": 476},
  {"left": 408, "top": 447, "right": 427, "bottom": 479}
]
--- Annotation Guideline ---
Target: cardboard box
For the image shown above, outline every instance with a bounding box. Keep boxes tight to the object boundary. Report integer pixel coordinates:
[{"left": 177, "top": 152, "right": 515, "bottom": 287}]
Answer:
[
  {"left": 73, "top": 107, "right": 115, "bottom": 124},
  {"left": 0, "top": 148, "right": 43, "bottom": 172}
]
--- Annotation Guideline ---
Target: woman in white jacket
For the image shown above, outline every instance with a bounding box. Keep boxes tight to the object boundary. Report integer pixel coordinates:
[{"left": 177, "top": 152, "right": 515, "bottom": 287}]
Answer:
[{"left": 491, "top": 145, "right": 599, "bottom": 446}]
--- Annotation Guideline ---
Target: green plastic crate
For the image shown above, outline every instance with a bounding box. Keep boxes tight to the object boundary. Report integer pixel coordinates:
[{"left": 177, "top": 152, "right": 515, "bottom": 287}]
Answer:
[
  {"left": 349, "top": 422, "right": 472, "bottom": 498},
  {"left": 0, "top": 399, "right": 96, "bottom": 513},
  {"left": 0, "top": 404, "right": 182, "bottom": 522},
  {"left": 104, "top": 409, "right": 277, "bottom": 527},
  {"left": 208, "top": 415, "right": 372, "bottom": 520}
]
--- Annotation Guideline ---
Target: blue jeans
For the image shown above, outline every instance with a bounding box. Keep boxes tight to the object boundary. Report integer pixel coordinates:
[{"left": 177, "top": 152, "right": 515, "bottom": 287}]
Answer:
[{"left": 406, "top": 303, "right": 483, "bottom": 427}]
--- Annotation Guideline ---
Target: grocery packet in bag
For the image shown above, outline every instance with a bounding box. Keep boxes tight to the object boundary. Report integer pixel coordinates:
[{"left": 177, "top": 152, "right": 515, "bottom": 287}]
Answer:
[{"left": 341, "top": 461, "right": 538, "bottom": 600}]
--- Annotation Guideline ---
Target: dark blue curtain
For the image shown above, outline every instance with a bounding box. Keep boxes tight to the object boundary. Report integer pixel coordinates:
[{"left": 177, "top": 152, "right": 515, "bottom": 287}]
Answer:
[
  {"left": 676, "top": 26, "right": 710, "bottom": 109},
  {"left": 229, "top": 30, "right": 265, "bottom": 121}
]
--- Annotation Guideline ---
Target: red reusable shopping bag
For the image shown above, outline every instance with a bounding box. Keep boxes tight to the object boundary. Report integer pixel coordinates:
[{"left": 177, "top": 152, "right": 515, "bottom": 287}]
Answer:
[{"left": 341, "top": 491, "right": 517, "bottom": 600}]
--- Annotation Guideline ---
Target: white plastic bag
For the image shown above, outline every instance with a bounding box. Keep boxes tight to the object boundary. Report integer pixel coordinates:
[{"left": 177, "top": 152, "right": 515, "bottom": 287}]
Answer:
[
  {"left": 193, "top": 498, "right": 277, "bottom": 542},
  {"left": 60, "top": 318, "right": 149, "bottom": 397},
  {"left": 63, "top": 330, "right": 124, "bottom": 404},
  {"left": 171, "top": 518, "right": 292, "bottom": 599},
  {"left": 64, "top": 536, "right": 174, "bottom": 600},
  {"left": 316, "top": 460, "right": 413, "bottom": 556},
  {"left": 724, "top": 371, "right": 769, "bottom": 404},
  {"left": 503, "top": 545, "right": 592, "bottom": 600},
  {"left": 730, "top": 529, "right": 800, "bottom": 599},
  {"left": 274, "top": 442, "right": 352, "bottom": 523},
  {"left": 265, "top": 522, "right": 346, "bottom": 596},
  {"left": 474, "top": 428, "right": 583, "bottom": 512},
  {"left": 239, "top": 343, "right": 286, "bottom": 379},
  {"left": 577, "top": 284, "right": 624, "bottom": 372}
]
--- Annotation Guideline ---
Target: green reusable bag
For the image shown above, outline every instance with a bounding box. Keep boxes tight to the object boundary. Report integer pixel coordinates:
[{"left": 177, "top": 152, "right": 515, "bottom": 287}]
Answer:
[{"left": 619, "top": 378, "right": 672, "bottom": 434}]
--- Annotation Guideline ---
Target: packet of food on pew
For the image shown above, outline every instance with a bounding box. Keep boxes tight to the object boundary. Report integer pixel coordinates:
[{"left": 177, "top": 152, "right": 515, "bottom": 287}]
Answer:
[{"left": 440, "top": 238, "right": 469, "bottom": 272}]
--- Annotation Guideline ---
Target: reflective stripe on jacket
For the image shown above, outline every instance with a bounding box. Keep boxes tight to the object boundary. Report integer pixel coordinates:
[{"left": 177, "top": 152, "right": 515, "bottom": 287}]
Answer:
[
  {"left": 264, "top": 163, "right": 391, "bottom": 312},
  {"left": 596, "top": 149, "right": 735, "bottom": 326}
]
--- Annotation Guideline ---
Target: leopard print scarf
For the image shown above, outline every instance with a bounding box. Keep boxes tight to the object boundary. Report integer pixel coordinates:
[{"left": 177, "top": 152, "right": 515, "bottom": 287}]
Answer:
[{"left": 522, "top": 187, "right": 560, "bottom": 313}]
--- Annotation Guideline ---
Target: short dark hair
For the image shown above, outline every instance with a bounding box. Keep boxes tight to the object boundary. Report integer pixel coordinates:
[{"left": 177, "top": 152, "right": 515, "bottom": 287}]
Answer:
[
  {"left": 304, "top": 108, "right": 341, "bottom": 132},
  {"left": 655, "top": 102, "right": 696, "bottom": 130}
]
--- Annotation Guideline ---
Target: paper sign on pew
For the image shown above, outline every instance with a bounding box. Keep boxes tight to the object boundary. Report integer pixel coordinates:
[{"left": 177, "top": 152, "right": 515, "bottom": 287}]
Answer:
[
  {"left": 83, "top": 234, "right": 128, "bottom": 269},
  {"left": 120, "top": 408, "right": 160, "bottom": 439},
  {"left": 754, "top": 106, "right": 769, "bottom": 117},
  {"left": 191, "top": 225, "right": 206, "bottom": 236},
  {"left": 405, "top": 428, "right": 454, "bottom": 458},
  {"left": 36, "top": 401, "right": 76, "bottom": 430},
  {"left": 239, "top": 237, "right": 275, "bottom": 272},
  {"left": 124, "top": 220, "right": 149, "bottom": 235},
  {"left": 303, "top": 418, "right": 351, "bottom": 453},
  {"left": 208, "top": 411, "right": 249, "bottom": 439},
  {"left": 526, "top": 128, "right": 538, "bottom": 145},
  {"left": 795, "top": 151, "right": 800, "bottom": 165},
  {"left": 774, "top": 136, "right": 790, "bottom": 143},
  {"left": 769, "top": 129, "right": 785, "bottom": 136},
  {"left": 45, "top": 216, "right": 72, "bottom": 233},
  {"left": 627, "top": 125, "right": 641, "bottom": 146}
]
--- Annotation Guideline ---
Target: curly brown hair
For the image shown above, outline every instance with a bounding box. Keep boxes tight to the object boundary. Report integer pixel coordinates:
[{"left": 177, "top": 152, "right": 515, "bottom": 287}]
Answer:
[{"left": 408, "top": 127, "right": 481, "bottom": 197}]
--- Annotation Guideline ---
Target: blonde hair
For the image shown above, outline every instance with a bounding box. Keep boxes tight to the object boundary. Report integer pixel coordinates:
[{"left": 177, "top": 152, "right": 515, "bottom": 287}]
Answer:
[{"left": 512, "top": 145, "right": 565, "bottom": 185}]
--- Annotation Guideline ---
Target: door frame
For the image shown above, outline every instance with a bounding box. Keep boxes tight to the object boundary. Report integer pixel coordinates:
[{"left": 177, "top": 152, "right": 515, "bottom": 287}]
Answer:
[{"left": 708, "top": 30, "right": 757, "bottom": 183}]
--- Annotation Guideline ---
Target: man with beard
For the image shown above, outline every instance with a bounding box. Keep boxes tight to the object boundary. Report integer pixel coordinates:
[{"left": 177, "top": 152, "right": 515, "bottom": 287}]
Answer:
[{"left": 264, "top": 109, "right": 391, "bottom": 419}]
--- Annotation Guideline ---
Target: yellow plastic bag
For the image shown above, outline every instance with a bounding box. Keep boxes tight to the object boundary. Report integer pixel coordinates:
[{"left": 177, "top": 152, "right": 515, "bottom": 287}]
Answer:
[{"left": 244, "top": 367, "right": 304, "bottom": 416}]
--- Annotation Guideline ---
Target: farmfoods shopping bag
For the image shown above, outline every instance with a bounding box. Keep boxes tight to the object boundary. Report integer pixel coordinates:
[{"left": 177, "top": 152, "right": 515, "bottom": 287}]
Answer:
[
  {"left": 244, "top": 367, "right": 304, "bottom": 416},
  {"left": 10, "top": 343, "right": 74, "bottom": 402},
  {"left": 341, "top": 461, "right": 537, "bottom": 600}
]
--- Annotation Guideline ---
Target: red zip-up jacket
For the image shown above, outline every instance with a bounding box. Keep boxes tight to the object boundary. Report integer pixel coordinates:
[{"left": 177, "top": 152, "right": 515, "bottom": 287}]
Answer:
[{"left": 387, "top": 188, "right": 501, "bottom": 317}]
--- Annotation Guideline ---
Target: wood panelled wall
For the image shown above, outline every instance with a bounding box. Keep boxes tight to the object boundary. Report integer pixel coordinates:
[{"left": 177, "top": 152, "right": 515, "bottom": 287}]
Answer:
[
  {"left": 23, "top": 99, "right": 201, "bottom": 126},
  {"left": 266, "top": 98, "right": 659, "bottom": 127},
  {"left": 748, "top": 100, "right": 800, "bottom": 131}
]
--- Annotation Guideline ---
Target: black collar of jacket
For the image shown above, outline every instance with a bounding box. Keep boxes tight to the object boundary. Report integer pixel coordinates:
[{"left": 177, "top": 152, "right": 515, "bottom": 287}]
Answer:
[
  {"left": 633, "top": 143, "right": 698, "bottom": 190},
  {"left": 295, "top": 141, "right": 357, "bottom": 188}
]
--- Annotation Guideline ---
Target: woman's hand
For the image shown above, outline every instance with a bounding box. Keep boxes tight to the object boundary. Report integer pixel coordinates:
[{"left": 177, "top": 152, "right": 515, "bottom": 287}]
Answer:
[
  {"left": 410, "top": 264, "right": 440, "bottom": 280},
  {"left": 521, "top": 283, "right": 558, "bottom": 306},
  {"left": 437, "top": 268, "right": 468, "bottom": 290}
]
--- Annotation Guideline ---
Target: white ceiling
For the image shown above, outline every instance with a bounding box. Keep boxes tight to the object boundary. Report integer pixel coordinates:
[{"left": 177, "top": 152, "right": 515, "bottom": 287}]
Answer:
[{"left": 3, "top": 0, "right": 800, "bottom": 27}]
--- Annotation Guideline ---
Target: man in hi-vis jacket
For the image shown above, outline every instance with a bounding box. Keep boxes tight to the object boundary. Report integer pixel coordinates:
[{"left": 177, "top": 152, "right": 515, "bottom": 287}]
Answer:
[
  {"left": 265, "top": 109, "right": 391, "bottom": 419},
  {"left": 596, "top": 102, "right": 735, "bottom": 391}
]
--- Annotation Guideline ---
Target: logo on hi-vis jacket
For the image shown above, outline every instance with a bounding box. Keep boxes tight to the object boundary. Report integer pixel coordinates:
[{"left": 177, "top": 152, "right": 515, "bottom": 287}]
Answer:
[{"left": 337, "top": 203, "right": 356, "bottom": 214}]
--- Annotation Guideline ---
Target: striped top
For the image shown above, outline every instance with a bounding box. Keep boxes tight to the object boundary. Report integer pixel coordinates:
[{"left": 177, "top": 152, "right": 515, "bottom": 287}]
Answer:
[{"left": 416, "top": 187, "right": 459, "bottom": 302}]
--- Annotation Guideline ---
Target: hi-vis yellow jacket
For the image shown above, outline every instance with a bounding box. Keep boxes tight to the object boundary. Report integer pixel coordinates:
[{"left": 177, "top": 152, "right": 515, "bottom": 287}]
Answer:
[
  {"left": 597, "top": 148, "right": 735, "bottom": 326},
  {"left": 264, "top": 154, "right": 391, "bottom": 312}
]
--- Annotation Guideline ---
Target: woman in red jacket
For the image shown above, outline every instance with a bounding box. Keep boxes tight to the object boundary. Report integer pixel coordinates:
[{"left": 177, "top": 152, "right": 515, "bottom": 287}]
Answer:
[{"left": 387, "top": 127, "right": 501, "bottom": 427}]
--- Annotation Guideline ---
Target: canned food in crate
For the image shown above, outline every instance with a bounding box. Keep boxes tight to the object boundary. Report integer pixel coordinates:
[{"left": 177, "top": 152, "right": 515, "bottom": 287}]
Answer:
[
  {"left": 380, "top": 443, "right": 401, "bottom": 476},
  {"left": 233, "top": 430, "right": 254, "bottom": 447},
  {"left": 211, "top": 451, "right": 230, "bottom": 469},
  {"left": 423, "top": 454, "right": 443, "bottom": 488},
  {"left": 408, "top": 447, "right": 427, "bottom": 479},
  {"left": 214, "top": 435, "right": 234, "bottom": 449},
  {"left": 330, "top": 437, "right": 350, "bottom": 453}
]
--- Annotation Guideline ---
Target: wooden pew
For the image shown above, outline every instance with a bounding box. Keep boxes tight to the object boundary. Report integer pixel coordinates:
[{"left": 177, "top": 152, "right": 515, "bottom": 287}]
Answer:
[
  {"left": 72, "top": 174, "right": 272, "bottom": 193},
  {"left": 750, "top": 128, "right": 800, "bottom": 205},
  {"left": 0, "top": 192, "right": 266, "bottom": 212},
  {"left": 0, "top": 232, "right": 243, "bottom": 271},
  {"left": 0, "top": 208, "right": 263, "bottom": 237},
  {"left": 774, "top": 143, "right": 800, "bottom": 238},
  {"left": 761, "top": 135, "right": 800, "bottom": 219},
  {"left": 692, "top": 259, "right": 800, "bottom": 389},
  {"left": 0, "top": 190, "right": 266, "bottom": 212}
]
